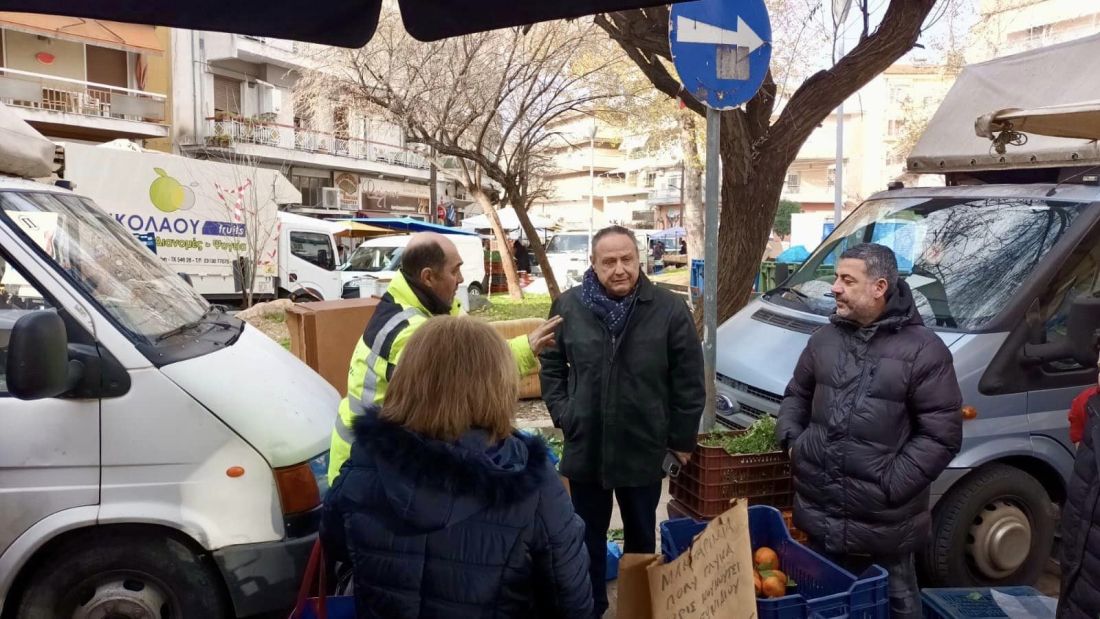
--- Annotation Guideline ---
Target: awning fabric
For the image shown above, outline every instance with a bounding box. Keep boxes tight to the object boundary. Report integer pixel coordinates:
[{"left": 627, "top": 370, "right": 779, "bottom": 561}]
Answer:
[
  {"left": 0, "top": 12, "right": 163, "bottom": 55},
  {"left": 0, "top": 0, "right": 674, "bottom": 47},
  {"left": 345, "top": 216, "right": 479, "bottom": 236},
  {"left": 977, "top": 101, "right": 1100, "bottom": 142}
]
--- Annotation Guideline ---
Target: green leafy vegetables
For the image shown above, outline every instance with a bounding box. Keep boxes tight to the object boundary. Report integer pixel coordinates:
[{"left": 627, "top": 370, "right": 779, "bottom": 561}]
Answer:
[{"left": 700, "top": 417, "right": 780, "bottom": 455}]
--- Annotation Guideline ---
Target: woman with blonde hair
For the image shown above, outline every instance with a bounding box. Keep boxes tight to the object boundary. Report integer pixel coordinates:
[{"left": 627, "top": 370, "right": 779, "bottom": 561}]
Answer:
[{"left": 321, "top": 315, "right": 593, "bottom": 619}]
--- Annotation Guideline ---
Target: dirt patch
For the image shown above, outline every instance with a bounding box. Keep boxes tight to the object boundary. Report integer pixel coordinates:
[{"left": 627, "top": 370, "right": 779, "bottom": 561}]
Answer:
[
  {"left": 240, "top": 301, "right": 292, "bottom": 350},
  {"left": 516, "top": 399, "right": 550, "bottom": 426}
]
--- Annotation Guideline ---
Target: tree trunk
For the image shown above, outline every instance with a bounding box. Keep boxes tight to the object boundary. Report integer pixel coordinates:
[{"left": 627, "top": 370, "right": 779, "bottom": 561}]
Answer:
[
  {"left": 474, "top": 189, "right": 523, "bottom": 300},
  {"left": 715, "top": 121, "right": 787, "bottom": 323},
  {"left": 510, "top": 193, "right": 562, "bottom": 299}
]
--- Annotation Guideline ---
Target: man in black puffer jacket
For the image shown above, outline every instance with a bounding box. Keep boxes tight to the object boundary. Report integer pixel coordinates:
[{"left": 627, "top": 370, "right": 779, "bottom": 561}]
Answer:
[
  {"left": 777, "top": 243, "right": 962, "bottom": 619},
  {"left": 1059, "top": 358, "right": 1100, "bottom": 619}
]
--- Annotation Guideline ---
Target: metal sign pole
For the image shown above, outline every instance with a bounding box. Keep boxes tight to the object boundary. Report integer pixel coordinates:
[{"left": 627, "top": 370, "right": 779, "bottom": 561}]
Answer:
[{"left": 701, "top": 107, "right": 721, "bottom": 431}]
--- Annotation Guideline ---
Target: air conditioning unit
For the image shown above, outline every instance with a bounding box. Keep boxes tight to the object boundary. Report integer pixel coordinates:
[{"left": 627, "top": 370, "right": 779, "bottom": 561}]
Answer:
[{"left": 321, "top": 187, "right": 340, "bottom": 209}]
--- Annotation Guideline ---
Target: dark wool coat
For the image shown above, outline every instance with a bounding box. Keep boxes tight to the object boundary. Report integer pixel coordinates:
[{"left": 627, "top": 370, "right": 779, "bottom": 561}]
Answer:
[{"left": 1059, "top": 393, "right": 1100, "bottom": 619}]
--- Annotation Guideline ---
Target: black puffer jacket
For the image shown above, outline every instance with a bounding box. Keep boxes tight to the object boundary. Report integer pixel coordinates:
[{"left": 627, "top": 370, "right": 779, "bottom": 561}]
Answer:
[
  {"left": 776, "top": 280, "right": 963, "bottom": 555},
  {"left": 540, "top": 275, "right": 705, "bottom": 488},
  {"left": 321, "top": 408, "right": 593, "bottom": 619},
  {"left": 1059, "top": 393, "right": 1100, "bottom": 619}
]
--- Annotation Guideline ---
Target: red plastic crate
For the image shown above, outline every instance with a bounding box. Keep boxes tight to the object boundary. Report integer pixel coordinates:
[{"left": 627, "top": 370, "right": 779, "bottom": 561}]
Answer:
[
  {"left": 674, "top": 468, "right": 792, "bottom": 501},
  {"left": 670, "top": 477, "right": 793, "bottom": 517},
  {"left": 689, "top": 432, "right": 791, "bottom": 485}
]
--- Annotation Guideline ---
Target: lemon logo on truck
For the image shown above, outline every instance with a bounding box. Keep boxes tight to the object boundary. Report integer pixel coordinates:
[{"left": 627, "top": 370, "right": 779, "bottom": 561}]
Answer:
[{"left": 149, "top": 168, "right": 196, "bottom": 213}]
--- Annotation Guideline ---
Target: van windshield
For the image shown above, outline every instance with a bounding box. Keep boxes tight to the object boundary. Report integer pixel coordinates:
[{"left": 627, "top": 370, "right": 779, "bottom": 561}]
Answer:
[
  {"left": 770, "top": 196, "right": 1088, "bottom": 331},
  {"left": 344, "top": 245, "right": 403, "bottom": 272},
  {"left": 0, "top": 191, "right": 208, "bottom": 339},
  {"left": 546, "top": 233, "right": 589, "bottom": 254}
]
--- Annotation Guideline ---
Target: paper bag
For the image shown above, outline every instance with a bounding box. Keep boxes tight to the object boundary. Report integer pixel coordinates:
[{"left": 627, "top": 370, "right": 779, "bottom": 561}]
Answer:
[{"left": 618, "top": 500, "right": 756, "bottom": 619}]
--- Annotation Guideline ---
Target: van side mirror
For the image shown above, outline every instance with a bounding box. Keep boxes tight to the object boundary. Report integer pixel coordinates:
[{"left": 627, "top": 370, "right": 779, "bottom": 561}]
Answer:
[
  {"left": 1023, "top": 296, "right": 1100, "bottom": 366},
  {"left": 6, "top": 310, "right": 82, "bottom": 400}
]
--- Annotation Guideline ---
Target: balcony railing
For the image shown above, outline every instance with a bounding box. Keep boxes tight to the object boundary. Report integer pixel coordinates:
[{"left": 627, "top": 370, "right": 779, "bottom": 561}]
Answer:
[
  {"left": 205, "top": 116, "right": 430, "bottom": 171},
  {"left": 0, "top": 67, "right": 165, "bottom": 123},
  {"left": 647, "top": 187, "right": 683, "bottom": 205}
]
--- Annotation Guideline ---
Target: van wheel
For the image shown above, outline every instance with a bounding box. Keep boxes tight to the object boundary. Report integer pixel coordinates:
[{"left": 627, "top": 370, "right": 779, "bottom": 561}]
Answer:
[
  {"left": 468, "top": 282, "right": 484, "bottom": 301},
  {"left": 921, "top": 464, "right": 1055, "bottom": 587},
  {"left": 16, "top": 530, "right": 231, "bottom": 619}
]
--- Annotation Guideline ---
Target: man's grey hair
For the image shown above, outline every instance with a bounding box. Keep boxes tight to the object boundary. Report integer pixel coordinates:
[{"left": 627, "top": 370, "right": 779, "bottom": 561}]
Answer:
[{"left": 840, "top": 243, "right": 898, "bottom": 289}]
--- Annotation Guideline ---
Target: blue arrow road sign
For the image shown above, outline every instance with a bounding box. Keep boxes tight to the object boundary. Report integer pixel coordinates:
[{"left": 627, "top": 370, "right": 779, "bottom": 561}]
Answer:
[{"left": 670, "top": 0, "right": 772, "bottom": 111}]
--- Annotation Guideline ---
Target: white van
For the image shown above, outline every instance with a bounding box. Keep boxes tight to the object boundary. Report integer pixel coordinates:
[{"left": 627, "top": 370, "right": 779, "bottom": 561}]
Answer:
[
  {"left": 340, "top": 233, "right": 486, "bottom": 309},
  {"left": 277, "top": 211, "right": 344, "bottom": 301},
  {"left": 0, "top": 109, "right": 335, "bottom": 618}
]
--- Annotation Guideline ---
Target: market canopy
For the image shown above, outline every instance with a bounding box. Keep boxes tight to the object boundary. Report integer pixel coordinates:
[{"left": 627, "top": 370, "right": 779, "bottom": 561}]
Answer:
[
  {"left": 0, "top": 0, "right": 679, "bottom": 47},
  {"left": 650, "top": 227, "right": 686, "bottom": 241},
  {"left": 461, "top": 207, "right": 555, "bottom": 231},
  {"left": 332, "top": 220, "right": 393, "bottom": 236},
  {"left": 976, "top": 101, "right": 1100, "bottom": 142},
  {"left": 344, "top": 217, "right": 479, "bottom": 236}
]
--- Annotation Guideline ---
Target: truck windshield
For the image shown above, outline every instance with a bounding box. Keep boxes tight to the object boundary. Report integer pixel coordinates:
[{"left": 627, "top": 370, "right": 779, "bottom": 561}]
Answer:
[
  {"left": 0, "top": 191, "right": 208, "bottom": 340},
  {"left": 546, "top": 234, "right": 589, "bottom": 254},
  {"left": 771, "top": 196, "right": 1088, "bottom": 331},
  {"left": 344, "top": 245, "right": 403, "bottom": 272}
]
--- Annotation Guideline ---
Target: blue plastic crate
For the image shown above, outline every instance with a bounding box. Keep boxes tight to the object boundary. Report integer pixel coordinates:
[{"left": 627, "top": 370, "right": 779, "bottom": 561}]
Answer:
[
  {"left": 606, "top": 541, "right": 623, "bottom": 581},
  {"left": 659, "top": 506, "right": 888, "bottom": 619},
  {"left": 921, "top": 587, "right": 1053, "bottom": 619}
]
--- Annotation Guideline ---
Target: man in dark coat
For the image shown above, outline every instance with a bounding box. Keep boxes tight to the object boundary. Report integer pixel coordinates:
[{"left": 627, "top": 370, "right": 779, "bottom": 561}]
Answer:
[
  {"left": 1059, "top": 356, "right": 1100, "bottom": 619},
  {"left": 776, "top": 243, "right": 962, "bottom": 619},
  {"left": 540, "top": 225, "right": 705, "bottom": 617}
]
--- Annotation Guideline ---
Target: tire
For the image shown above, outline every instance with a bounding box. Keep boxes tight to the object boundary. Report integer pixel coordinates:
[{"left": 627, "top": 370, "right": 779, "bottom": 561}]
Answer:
[
  {"left": 468, "top": 282, "right": 484, "bottom": 300},
  {"left": 16, "top": 529, "right": 231, "bottom": 619},
  {"left": 921, "top": 463, "right": 1055, "bottom": 587}
]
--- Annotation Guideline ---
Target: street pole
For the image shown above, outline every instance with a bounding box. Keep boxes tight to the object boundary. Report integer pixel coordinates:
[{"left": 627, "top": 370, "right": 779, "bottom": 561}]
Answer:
[
  {"left": 832, "top": 0, "right": 851, "bottom": 229},
  {"left": 588, "top": 119, "right": 596, "bottom": 257},
  {"left": 701, "top": 107, "right": 720, "bottom": 431},
  {"left": 429, "top": 146, "right": 438, "bottom": 225},
  {"left": 833, "top": 36, "right": 845, "bottom": 228}
]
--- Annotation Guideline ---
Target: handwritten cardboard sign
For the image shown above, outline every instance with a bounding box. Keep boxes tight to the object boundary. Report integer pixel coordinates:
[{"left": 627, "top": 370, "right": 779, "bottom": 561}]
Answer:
[{"left": 618, "top": 500, "right": 756, "bottom": 619}]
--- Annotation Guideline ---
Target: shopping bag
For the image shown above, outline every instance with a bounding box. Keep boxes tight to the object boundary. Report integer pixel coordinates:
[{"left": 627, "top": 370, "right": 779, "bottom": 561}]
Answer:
[{"left": 289, "top": 540, "right": 356, "bottom": 619}]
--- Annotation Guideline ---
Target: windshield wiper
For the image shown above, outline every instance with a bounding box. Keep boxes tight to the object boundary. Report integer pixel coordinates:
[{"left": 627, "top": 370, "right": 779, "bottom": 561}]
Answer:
[
  {"left": 154, "top": 305, "right": 227, "bottom": 342},
  {"left": 769, "top": 286, "right": 810, "bottom": 300}
]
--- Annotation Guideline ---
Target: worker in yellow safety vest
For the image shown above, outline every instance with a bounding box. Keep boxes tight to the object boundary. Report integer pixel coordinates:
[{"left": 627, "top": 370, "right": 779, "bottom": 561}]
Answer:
[{"left": 328, "top": 232, "right": 562, "bottom": 482}]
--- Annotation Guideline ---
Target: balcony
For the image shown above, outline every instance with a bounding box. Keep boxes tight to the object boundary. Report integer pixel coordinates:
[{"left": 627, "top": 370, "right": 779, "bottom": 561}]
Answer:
[
  {"left": 0, "top": 67, "right": 167, "bottom": 140},
  {"left": 647, "top": 187, "right": 682, "bottom": 206},
  {"left": 203, "top": 116, "right": 431, "bottom": 173}
]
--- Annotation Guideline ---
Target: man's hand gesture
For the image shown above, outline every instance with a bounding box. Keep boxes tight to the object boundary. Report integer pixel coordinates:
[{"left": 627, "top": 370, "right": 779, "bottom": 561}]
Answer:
[{"left": 528, "top": 315, "right": 563, "bottom": 356}]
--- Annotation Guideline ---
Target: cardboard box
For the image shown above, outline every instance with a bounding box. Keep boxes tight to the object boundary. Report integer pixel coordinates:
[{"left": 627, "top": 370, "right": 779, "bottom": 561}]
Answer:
[
  {"left": 618, "top": 500, "right": 756, "bottom": 619},
  {"left": 286, "top": 298, "right": 380, "bottom": 393},
  {"left": 488, "top": 317, "right": 545, "bottom": 399}
]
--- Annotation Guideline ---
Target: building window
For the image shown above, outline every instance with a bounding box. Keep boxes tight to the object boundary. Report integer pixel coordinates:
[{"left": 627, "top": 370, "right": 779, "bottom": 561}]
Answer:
[
  {"left": 667, "top": 174, "right": 682, "bottom": 190},
  {"left": 786, "top": 173, "right": 800, "bottom": 193},
  {"left": 291, "top": 174, "right": 332, "bottom": 207},
  {"left": 213, "top": 75, "right": 242, "bottom": 116},
  {"left": 644, "top": 172, "right": 657, "bottom": 188},
  {"left": 289, "top": 232, "right": 336, "bottom": 270},
  {"left": 827, "top": 168, "right": 836, "bottom": 188}
]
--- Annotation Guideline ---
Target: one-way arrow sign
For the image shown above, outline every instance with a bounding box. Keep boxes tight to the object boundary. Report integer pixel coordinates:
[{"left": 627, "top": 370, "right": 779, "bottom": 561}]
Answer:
[
  {"left": 670, "top": 0, "right": 772, "bottom": 110},
  {"left": 675, "top": 16, "right": 765, "bottom": 53}
]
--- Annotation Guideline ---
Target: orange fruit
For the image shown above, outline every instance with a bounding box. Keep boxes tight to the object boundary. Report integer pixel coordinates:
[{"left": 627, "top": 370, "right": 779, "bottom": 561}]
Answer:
[
  {"left": 753, "top": 571, "right": 762, "bottom": 596},
  {"left": 769, "top": 569, "right": 788, "bottom": 587},
  {"left": 762, "top": 576, "right": 786, "bottom": 599},
  {"left": 754, "top": 547, "right": 780, "bottom": 571}
]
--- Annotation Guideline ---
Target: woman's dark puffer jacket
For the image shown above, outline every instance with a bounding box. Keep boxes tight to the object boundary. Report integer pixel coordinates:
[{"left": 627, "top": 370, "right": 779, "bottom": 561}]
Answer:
[
  {"left": 1059, "top": 393, "right": 1100, "bottom": 619},
  {"left": 776, "top": 280, "right": 963, "bottom": 556},
  {"left": 321, "top": 408, "right": 593, "bottom": 619}
]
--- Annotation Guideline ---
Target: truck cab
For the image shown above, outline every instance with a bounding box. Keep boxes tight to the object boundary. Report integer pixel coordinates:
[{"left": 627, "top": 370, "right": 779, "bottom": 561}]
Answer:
[{"left": 277, "top": 211, "right": 344, "bottom": 301}]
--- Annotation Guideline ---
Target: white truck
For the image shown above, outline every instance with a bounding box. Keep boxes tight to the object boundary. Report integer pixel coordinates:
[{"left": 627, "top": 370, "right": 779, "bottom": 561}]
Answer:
[
  {"left": 58, "top": 143, "right": 344, "bottom": 303},
  {"left": 0, "top": 105, "right": 336, "bottom": 617}
]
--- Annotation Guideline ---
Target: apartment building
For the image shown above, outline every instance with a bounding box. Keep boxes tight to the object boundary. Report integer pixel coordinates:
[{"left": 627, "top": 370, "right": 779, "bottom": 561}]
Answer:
[
  {"left": 0, "top": 13, "right": 169, "bottom": 146},
  {"left": 169, "top": 31, "right": 460, "bottom": 216},
  {"left": 969, "top": 0, "right": 1100, "bottom": 62}
]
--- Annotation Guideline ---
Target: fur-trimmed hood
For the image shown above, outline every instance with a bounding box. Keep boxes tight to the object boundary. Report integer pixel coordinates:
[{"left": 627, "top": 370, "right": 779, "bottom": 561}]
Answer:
[{"left": 348, "top": 408, "right": 551, "bottom": 532}]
